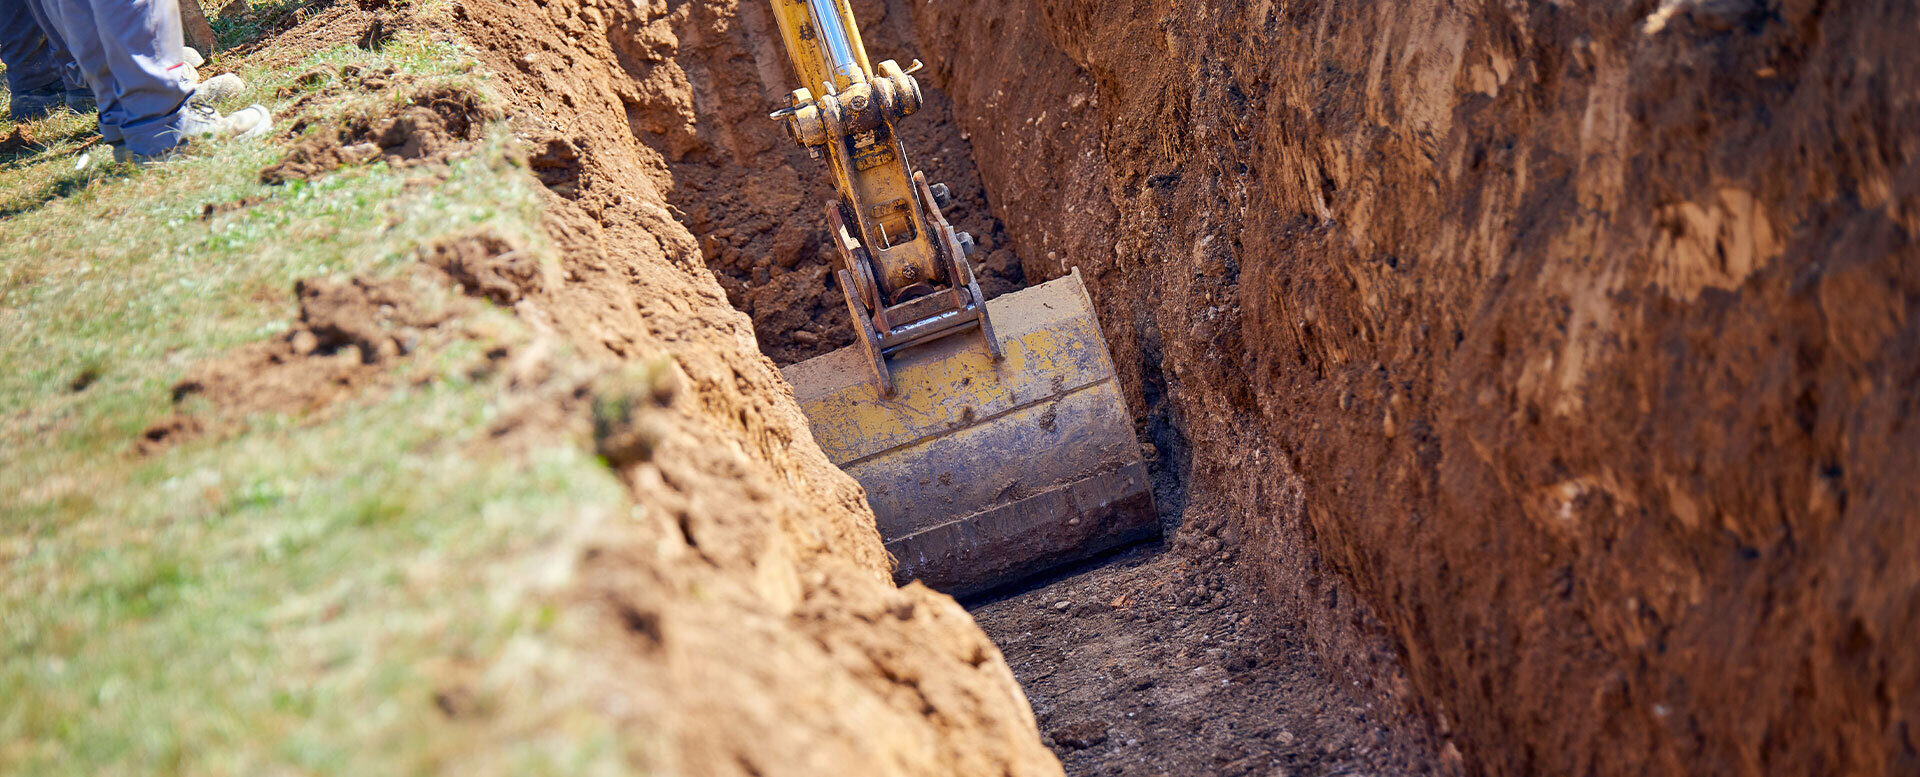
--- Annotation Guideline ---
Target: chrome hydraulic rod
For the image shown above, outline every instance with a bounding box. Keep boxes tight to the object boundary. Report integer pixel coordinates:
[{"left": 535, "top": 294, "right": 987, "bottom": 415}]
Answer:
[{"left": 805, "top": 0, "right": 861, "bottom": 84}]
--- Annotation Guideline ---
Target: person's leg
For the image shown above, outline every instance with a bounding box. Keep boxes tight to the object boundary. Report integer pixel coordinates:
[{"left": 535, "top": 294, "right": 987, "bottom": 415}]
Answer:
[
  {"left": 33, "top": 0, "right": 118, "bottom": 142},
  {"left": 35, "top": 0, "right": 263, "bottom": 158},
  {"left": 0, "top": 0, "right": 64, "bottom": 100},
  {"left": 20, "top": 0, "right": 90, "bottom": 99},
  {"left": 83, "top": 0, "right": 192, "bottom": 155}
]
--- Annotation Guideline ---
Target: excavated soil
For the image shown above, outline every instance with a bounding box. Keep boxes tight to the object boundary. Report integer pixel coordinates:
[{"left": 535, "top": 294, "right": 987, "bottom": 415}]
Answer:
[
  {"left": 972, "top": 544, "right": 1451, "bottom": 777},
  {"left": 263, "top": 82, "right": 494, "bottom": 183},
  {"left": 522, "top": 1, "right": 1451, "bottom": 774},
  {"left": 177, "top": 0, "right": 1920, "bottom": 773},
  {"left": 147, "top": 266, "right": 463, "bottom": 450},
  {"left": 912, "top": 1, "right": 1920, "bottom": 776}
]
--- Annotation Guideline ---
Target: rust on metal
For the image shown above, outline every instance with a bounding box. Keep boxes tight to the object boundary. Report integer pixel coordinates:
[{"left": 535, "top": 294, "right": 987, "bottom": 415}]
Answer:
[{"left": 784, "top": 270, "right": 1159, "bottom": 596}]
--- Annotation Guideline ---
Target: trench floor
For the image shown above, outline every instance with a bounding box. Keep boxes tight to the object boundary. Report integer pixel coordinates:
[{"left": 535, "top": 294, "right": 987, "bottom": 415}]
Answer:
[{"left": 969, "top": 544, "right": 1437, "bottom": 777}]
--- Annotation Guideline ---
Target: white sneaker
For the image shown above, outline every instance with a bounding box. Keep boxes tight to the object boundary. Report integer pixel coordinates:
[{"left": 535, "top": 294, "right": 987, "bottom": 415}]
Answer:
[
  {"left": 178, "top": 102, "right": 273, "bottom": 142},
  {"left": 125, "top": 103, "right": 274, "bottom": 163}
]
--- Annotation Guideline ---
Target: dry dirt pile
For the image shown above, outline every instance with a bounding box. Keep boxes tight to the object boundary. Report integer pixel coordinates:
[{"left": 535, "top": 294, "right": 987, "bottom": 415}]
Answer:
[
  {"left": 336, "top": 0, "right": 1071, "bottom": 774},
  {"left": 910, "top": 1, "right": 1920, "bottom": 775}
]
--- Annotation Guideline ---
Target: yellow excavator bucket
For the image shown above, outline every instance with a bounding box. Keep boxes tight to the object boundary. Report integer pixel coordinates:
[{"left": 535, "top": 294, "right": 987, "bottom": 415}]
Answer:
[{"left": 784, "top": 270, "right": 1158, "bottom": 597}]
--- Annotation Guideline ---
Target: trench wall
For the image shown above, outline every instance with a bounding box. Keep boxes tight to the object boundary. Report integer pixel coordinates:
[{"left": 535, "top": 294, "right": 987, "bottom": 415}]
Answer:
[
  {"left": 431, "top": 0, "right": 1065, "bottom": 773},
  {"left": 910, "top": 0, "right": 1920, "bottom": 774}
]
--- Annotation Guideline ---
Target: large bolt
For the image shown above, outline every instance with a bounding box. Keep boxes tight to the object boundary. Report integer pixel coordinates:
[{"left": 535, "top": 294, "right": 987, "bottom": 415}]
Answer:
[
  {"left": 955, "top": 231, "right": 977, "bottom": 257},
  {"left": 930, "top": 182, "right": 954, "bottom": 210}
]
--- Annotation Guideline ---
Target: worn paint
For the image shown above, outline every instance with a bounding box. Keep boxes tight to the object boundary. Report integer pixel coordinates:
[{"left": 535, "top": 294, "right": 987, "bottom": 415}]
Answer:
[{"left": 784, "top": 271, "right": 1158, "bottom": 594}]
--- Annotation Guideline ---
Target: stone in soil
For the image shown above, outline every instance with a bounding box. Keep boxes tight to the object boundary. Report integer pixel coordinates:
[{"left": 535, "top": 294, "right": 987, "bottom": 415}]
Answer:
[{"left": 970, "top": 545, "right": 1448, "bottom": 777}]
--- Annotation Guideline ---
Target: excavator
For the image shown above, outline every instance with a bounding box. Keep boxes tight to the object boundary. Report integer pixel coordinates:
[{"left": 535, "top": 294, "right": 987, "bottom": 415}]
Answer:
[{"left": 768, "top": 0, "right": 1158, "bottom": 597}]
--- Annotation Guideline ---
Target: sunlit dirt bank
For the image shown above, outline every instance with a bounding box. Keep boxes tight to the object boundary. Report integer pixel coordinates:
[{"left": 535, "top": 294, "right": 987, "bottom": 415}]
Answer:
[
  {"left": 910, "top": 1, "right": 1920, "bottom": 775},
  {"left": 384, "top": 0, "right": 1918, "bottom": 772}
]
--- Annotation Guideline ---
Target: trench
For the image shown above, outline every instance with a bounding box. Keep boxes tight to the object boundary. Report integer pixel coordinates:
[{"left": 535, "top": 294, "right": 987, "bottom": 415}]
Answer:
[
  {"left": 446, "top": 0, "right": 1920, "bottom": 772},
  {"left": 446, "top": 0, "right": 1451, "bottom": 771},
  {"left": 607, "top": 4, "right": 1452, "bottom": 775}
]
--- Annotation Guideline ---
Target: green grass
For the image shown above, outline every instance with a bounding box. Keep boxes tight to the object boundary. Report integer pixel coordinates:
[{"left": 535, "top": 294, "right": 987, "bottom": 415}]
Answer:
[
  {"left": 1, "top": 27, "right": 637, "bottom": 777},
  {"left": 210, "top": 0, "right": 325, "bottom": 50}
]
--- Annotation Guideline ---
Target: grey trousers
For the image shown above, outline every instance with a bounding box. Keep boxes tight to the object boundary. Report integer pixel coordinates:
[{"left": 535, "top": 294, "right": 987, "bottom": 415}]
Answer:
[
  {"left": 35, "top": 0, "right": 191, "bottom": 153},
  {"left": 0, "top": 0, "right": 65, "bottom": 94}
]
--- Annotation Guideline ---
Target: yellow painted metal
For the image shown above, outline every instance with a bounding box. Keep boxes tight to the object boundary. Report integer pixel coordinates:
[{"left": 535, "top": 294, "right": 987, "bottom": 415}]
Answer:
[
  {"left": 768, "top": 0, "right": 940, "bottom": 300},
  {"left": 765, "top": 0, "right": 1155, "bottom": 593},
  {"left": 769, "top": 0, "right": 870, "bottom": 92},
  {"left": 797, "top": 294, "right": 1112, "bottom": 466},
  {"left": 784, "top": 271, "right": 1159, "bottom": 595}
]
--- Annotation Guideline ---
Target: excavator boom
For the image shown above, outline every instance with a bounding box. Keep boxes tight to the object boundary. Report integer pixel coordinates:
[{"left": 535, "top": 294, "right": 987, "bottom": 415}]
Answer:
[{"left": 767, "top": 0, "right": 1158, "bottom": 597}]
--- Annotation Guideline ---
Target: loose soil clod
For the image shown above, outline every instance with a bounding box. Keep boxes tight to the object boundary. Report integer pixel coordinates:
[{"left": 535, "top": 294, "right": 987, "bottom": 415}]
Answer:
[
  {"left": 421, "top": 231, "right": 545, "bottom": 305},
  {"left": 262, "top": 86, "right": 493, "bottom": 183},
  {"left": 0, "top": 126, "right": 37, "bottom": 155}
]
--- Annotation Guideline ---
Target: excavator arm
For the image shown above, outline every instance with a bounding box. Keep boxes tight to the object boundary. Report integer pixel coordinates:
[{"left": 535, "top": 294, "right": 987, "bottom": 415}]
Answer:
[
  {"left": 767, "top": 0, "right": 997, "bottom": 394},
  {"left": 768, "top": 0, "right": 1159, "bottom": 597}
]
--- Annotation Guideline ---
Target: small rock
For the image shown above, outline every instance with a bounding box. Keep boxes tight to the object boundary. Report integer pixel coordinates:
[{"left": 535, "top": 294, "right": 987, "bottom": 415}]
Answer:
[
  {"left": 289, "top": 329, "right": 319, "bottom": 356},
  {"left": 1054, "top": 600, "right": 1072, "bottom": 612},
  {"left": 1049, "top": 720, "right": 1107, "bottom": 750}
]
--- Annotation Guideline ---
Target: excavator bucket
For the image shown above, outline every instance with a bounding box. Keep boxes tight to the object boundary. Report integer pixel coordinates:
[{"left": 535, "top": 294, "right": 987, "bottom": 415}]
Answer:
[{"left": 784, "top": 270, "right": 1158, "bottom": 597}]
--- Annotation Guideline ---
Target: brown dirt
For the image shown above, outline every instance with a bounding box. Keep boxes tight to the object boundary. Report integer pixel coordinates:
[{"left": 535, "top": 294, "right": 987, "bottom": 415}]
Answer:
[
  {"left": 262, "top": 83, "right": 494, "bottom": 183},
  {"left": 221, "top": 0, "right": 396, "bottom": 64},
  {"left": 420, "top": 231, "right": 546, "bottom": 305},
  {"left": 408, "top": 0, "right": 1070, "bottom": 773},
  {"left": 973, "top": 544, "right": 1453, "bottom": 777},
  {"left": 912, "top": 1, "right": 1920, "bottom": 775},
  {"left": 0, "top": 127, "right": 37, "bottom": 155},
  {"left": 580, "top": 0, "right": 1024, "bottom": 366},
  {"left": 149, "top": 268, "right": 466, "bottom": 449}
]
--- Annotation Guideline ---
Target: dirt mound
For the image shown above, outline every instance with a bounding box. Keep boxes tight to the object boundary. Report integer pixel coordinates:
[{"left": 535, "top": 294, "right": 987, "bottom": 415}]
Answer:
[
  {"left": 157, "top": 219, "right": 572, "bottom": 451},
  {"left": 421, "top": 231, "right": 545, "bottom": 305},
  {"left": 915, "top": 0, "right": 1920, "bottom": 775},
  {"left": 292, "top": 274, "right": 450, "bottom": 362},
  {"left": 148, "top": 270, "right": 460, "bottom": 453},
  {"left": 220, "top": 0, "right": 395, "bottom": 64},
  {"left": 417, "top": 0, "right": 1070, "bottom": 773},
  {"left": 0, "top": 126, "right": 36, "bottom": 155},
  {"left": 262, "top": 84, "right": 493, "bottom": 183}
]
